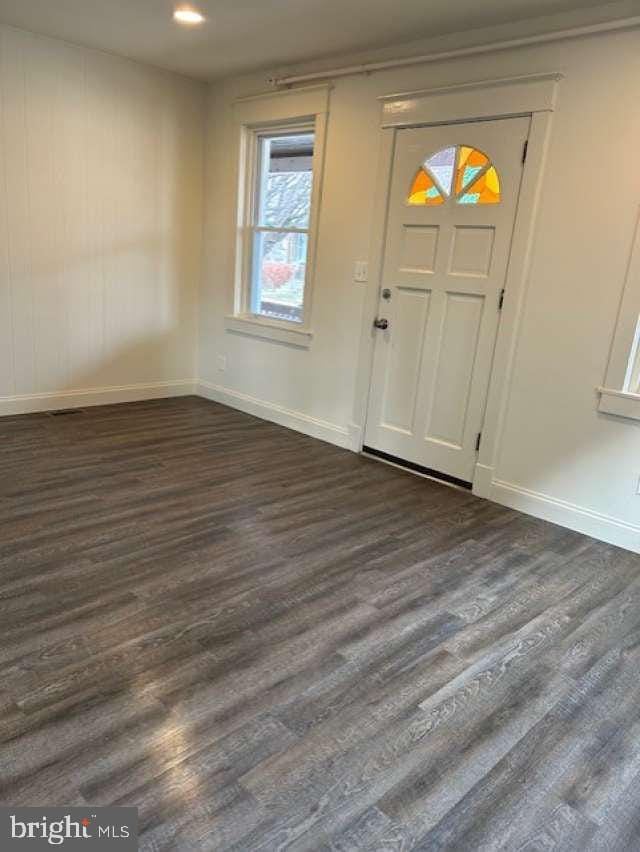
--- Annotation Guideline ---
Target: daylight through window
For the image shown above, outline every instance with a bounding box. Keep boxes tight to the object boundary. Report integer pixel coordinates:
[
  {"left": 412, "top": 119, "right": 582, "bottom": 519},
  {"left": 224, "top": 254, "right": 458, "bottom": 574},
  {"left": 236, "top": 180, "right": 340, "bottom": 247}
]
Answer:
[{"left": 250, "top": 131, "right": 315, "bottom": 324}]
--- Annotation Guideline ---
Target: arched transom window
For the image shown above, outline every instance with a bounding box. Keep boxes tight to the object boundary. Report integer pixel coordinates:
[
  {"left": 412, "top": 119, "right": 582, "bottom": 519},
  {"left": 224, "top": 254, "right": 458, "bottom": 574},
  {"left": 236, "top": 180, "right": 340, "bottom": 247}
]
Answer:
[{"left": 408, "top": 146, "right": 501, "bottom": 206}]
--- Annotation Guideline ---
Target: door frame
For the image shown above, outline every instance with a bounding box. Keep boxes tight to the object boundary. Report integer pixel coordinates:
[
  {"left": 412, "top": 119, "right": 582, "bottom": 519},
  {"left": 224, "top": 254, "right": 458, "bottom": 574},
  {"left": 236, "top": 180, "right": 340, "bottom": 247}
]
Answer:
[{"left": 352, "top": 72, "right": 562, "bottom": 498}]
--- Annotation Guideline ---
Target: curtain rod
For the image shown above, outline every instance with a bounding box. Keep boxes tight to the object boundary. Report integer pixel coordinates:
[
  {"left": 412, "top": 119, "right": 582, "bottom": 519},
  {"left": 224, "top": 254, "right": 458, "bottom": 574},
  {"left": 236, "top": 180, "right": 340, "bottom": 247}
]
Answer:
[{"left": 268, "top": 16, "right": 640, "bottom": 87}]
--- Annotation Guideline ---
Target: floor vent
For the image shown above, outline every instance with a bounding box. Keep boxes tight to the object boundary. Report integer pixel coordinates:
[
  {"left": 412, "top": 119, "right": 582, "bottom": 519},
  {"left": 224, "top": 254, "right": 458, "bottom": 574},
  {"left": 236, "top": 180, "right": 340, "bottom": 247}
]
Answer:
[{"left": 48, "top": 409, "right": 84, "bottom": 417}]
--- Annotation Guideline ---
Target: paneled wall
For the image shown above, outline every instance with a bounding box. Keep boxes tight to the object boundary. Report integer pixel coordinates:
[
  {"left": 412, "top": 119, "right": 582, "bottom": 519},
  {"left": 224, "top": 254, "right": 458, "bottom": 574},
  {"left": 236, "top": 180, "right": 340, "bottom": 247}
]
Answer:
[{"left": 0, "top": 25, "right": 205, "bottom": 409}]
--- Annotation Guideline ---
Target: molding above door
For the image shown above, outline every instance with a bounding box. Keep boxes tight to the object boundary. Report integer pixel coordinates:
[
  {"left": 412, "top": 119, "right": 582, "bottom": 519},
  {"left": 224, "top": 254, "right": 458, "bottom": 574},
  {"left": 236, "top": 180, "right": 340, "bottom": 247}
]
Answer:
[{"left": 379, "top": 73, "right": 562, "bottom": 128}]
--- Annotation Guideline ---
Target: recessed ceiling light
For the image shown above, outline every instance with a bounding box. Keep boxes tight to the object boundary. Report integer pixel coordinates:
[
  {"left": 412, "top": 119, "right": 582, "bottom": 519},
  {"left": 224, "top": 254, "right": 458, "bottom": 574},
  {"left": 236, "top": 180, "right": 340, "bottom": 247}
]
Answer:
[{"left": 174, "top": 7, "right": 205, "bottom": 25}]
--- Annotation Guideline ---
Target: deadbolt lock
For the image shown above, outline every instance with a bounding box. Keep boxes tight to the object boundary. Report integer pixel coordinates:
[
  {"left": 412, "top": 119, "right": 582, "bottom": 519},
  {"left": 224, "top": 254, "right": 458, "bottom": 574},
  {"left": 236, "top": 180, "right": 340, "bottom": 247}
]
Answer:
[{"left": 381, "top": 288, "right": 392, "bottom": 300}]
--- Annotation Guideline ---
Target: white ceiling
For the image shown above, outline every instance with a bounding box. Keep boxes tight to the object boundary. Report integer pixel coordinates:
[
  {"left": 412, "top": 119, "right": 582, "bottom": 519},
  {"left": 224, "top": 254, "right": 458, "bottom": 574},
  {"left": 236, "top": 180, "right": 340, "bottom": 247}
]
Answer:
[{"left": 0, "top": 0, "right": 626, "bottom": 80}]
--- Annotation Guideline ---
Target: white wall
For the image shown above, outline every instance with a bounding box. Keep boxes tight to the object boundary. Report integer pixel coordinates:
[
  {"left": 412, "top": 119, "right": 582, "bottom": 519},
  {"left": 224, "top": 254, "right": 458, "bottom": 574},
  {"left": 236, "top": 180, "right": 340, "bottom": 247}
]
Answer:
[
  {"left": 199, "top": 26, "right": 640, "bottom": 551},
  {"left": 0, "top": 24, "right": 206, "bottom": 413}
]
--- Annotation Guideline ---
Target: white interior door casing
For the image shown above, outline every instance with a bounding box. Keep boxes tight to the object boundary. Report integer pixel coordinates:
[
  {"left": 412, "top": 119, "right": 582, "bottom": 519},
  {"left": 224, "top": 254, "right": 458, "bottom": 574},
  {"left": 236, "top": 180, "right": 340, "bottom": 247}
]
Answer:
[{"left": 365, "top": 116, "right": 530, "bottom": 484}]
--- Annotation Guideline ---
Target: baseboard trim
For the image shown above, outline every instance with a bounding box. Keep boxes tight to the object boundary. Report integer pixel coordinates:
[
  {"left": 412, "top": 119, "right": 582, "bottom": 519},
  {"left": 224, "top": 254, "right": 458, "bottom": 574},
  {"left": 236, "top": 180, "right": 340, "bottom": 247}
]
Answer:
[
  {"left": 197, "top": 380, "right": 354, "bottom": 450},
  {"left": 490, "top": 478, "right": 640, "bottom": 554},
  {"left": 348, "top": 422, "right": 364, "bottom": 452},
  {"left": 0, "top": 380, "right": 197, "bottom": 417},
  {"left": 472, "top": 463, "right": 494, "bottom": 499}
]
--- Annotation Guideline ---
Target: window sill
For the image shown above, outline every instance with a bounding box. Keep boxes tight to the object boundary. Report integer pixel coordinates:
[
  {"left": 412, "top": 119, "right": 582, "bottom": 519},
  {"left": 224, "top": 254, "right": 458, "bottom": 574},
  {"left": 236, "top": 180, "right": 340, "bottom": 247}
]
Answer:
[
  {"left": 224, "top": 314, "right": 313, "bottom": 348},
  {"left": 597, "top": 387, "right": 640, "bottom": 422}
]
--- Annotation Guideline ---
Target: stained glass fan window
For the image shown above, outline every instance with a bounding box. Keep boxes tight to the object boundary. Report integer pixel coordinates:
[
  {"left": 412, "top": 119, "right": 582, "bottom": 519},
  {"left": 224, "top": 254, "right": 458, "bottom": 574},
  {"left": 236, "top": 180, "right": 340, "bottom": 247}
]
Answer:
[{"left": 408, "top": 146, "right": 501, "bottom": 206}]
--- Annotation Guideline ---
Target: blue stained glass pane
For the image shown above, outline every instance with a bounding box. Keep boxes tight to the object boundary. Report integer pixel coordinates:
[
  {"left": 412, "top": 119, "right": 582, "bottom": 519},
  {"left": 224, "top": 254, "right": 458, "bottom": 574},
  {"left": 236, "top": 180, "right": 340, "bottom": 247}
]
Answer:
[
  {"left": 462, "top": 165, "right": 482, "bottom": 188},
  {"left": 459, "top": 193, "right": 480, "bottom": 205},
  {"left": 424, "top": 146, "right": 455, "bottom": 195}
]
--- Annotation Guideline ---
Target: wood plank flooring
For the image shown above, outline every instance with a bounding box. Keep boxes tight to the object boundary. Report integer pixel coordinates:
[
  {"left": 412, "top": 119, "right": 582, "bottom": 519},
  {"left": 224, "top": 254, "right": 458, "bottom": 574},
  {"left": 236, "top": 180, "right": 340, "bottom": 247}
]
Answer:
[{"left": 1, "top": 396, "right": 640, "bottom": 851}]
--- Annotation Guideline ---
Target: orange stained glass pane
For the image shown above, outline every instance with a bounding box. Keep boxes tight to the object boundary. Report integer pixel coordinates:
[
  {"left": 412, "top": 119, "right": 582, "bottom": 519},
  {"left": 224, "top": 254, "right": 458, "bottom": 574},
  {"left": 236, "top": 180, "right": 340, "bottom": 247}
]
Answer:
[
  {"left": 408, "top": 168, "right": 444, "bottom": 205},
  {"left": 455, "top": 146, "right": 490, "bottom": 195},
  {"left": 457, "top": 166, "right": 501, "bottom": 205}
]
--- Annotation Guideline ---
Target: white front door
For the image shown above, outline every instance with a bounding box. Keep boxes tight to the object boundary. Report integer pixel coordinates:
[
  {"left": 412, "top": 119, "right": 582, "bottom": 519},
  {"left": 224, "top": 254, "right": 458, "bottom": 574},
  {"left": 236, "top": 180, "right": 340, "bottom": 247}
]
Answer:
[{"left": 364, "top": 116, "right": 530, "bottom": 485}]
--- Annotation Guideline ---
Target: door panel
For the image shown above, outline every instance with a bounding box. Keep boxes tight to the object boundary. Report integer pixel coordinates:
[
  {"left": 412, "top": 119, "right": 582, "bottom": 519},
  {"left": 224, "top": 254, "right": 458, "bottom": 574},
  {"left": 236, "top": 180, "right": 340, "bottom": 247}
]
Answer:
[
  {"left": 400, "top": 226, "right": 439, "bottom": 274},
  {"left": 365, "top": 117, "right": 530, "bottom": 483},
  {"left": 449, "top": 226, "right": 495, "bottom": 277},
  {"left": 426, "top": 292, "right": 484, "bottom": 448},
  {"left": 382, "top": 287, "right": 431, "bottom": 434}
]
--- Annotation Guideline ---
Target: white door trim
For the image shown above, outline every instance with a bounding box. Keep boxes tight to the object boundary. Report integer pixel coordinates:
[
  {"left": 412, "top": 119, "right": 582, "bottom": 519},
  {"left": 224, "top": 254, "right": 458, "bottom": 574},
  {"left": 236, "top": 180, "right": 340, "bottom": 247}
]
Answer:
[
  {"left": 379, "top": 72, "right": 561, "bottom": 127},
  {"left": 352, "top": 73, "right": 558, "bottom": 498}
]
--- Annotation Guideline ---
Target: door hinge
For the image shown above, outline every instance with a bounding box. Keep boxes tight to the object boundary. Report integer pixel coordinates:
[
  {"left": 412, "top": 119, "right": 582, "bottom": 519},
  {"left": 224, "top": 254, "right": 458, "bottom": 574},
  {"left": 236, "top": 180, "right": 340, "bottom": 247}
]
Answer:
[
  {"left": 498, "top": 289, "right": 505, "bottom": 310},
  {"left": 475, "top": 432, "right": 482, "bottom": 452},
  {"left": 522, "top": 139, "right": 529, "bottom": 164}
]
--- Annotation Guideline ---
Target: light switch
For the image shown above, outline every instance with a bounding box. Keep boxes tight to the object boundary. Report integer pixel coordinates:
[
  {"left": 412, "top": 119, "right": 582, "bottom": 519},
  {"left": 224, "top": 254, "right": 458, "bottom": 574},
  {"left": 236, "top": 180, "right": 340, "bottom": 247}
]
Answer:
[{"left": 354, "top": 261, "right": 368, "bottom": 283}]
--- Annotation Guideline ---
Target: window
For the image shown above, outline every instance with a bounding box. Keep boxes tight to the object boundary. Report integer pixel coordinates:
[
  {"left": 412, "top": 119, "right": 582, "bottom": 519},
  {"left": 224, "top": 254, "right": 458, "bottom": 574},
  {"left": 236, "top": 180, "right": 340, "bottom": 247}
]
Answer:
[
  {"left": 408, "top": 146, "right": 501, "bottom": 206},
  {"left": 599, "top": 209, "right": 640, "bottom": 420},
  {"left": 229, "top": 85, "right": 329, "bottom": 345},
  {"left": 248, "top": 128, "right": 315, "bottom": 325}
]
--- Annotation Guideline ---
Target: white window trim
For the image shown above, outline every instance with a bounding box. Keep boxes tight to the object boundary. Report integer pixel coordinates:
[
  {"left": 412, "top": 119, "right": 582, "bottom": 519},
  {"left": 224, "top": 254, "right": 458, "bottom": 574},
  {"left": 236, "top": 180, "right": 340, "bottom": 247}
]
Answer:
[
  {"left": 226, "top": 85, "right": 330, "bottom": 348},
  {"left": 598, "top": 207, "right": 640, "bottom": 421}
]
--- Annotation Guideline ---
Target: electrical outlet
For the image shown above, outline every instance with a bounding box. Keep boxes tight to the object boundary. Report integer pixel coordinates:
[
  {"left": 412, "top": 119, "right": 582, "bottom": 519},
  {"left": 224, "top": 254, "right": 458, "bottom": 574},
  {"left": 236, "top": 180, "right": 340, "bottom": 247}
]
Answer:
[
  {"left": 354, "top": 261, "right": 368, "bottom": 283},
  {"left": 217, "top": 355, "right": 227, "bottom": 372}
]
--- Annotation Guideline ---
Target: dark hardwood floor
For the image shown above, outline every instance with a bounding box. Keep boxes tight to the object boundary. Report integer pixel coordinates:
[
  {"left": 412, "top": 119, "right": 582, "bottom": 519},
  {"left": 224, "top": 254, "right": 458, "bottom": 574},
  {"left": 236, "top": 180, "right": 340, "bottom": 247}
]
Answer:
[{"left": 1, "top": 396, "right": 640, "bottom": 851}]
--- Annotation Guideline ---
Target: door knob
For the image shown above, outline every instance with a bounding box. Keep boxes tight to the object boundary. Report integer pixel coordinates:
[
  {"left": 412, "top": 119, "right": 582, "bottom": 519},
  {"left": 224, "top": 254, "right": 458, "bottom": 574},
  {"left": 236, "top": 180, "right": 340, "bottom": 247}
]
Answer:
[{"left": 373, "top": 318, "right": 389, "bottom": 330}]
